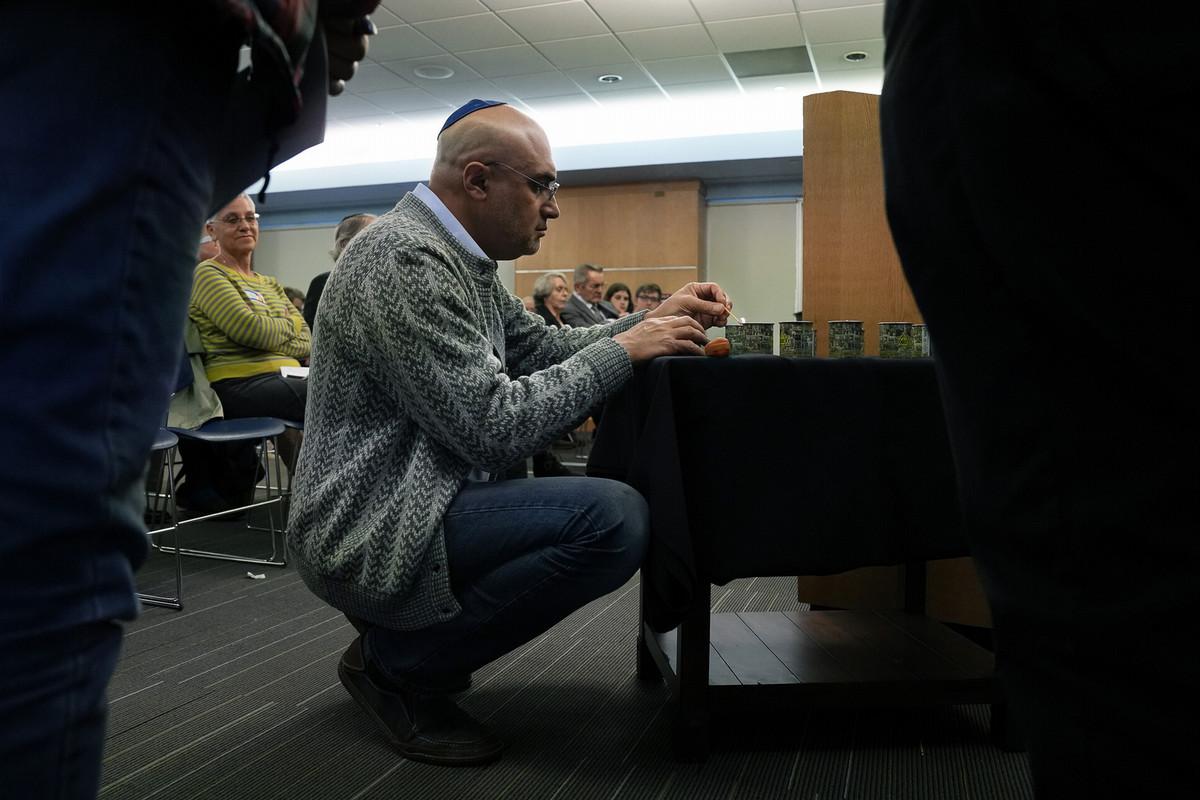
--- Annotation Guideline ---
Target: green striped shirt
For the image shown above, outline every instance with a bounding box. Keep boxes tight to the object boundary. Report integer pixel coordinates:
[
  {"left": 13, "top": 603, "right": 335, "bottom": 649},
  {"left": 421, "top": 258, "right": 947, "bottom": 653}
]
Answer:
[{"left": 189, "top": 259, "right": 312, "bottom": 382}]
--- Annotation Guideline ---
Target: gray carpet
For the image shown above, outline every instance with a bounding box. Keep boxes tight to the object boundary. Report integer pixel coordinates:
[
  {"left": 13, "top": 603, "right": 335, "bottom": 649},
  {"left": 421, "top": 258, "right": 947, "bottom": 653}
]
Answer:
[{"left": 106, "top": 515, "right": 1032, "bottom": 800}]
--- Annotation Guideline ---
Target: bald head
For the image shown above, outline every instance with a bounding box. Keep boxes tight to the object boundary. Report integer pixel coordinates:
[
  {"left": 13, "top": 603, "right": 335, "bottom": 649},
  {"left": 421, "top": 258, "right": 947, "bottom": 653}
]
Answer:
[
  {"left": 425, "top": 104, "right": 560, "bottom": 262},
  {"left": 431, "top": 105, "right": 550, "bottom": 188}
]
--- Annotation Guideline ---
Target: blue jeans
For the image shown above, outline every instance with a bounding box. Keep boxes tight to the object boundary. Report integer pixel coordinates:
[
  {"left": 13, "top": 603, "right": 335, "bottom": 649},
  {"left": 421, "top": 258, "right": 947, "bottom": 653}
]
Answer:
[
  {"left": 367, "top": 477, "right": 649, "bottom": 688},
  {"left": 0, "top": 4, "right": 244, "bottom": 796}
]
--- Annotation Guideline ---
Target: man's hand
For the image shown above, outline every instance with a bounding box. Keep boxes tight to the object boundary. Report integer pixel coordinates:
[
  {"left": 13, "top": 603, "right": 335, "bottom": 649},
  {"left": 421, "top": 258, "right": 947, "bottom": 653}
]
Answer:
[
  {"left": 323, "top": 16, "right": 376, "bottom": 96},
  {"left": 647, "top": 282, "right": 732, "bottom": 329},
  {"left": 614, "top": 316, "right": 708, "bottom": 363}
]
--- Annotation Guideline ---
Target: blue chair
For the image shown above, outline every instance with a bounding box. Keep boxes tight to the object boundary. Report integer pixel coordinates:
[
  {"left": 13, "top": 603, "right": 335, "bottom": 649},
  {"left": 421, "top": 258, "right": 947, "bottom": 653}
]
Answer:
[
  {"left": 162, "top": 416, "right": 289, "bottom": 567},
  {"left": 139, "top": 427, "right": 183, "bottom": 609}
]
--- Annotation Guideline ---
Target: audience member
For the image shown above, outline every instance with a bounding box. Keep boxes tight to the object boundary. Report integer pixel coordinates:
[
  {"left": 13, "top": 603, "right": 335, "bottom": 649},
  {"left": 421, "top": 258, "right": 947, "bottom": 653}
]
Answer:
[
  {"left": 880, "top": 2, "right": 1192, "bottom": 796},
  {"left": 604, "top": 282, "right": 632, "bottom": 317},
  {"left": 632, "top": 283, "right": 662, "bottom": 312},
  {"left": 189, "top": 193, "right": 310, "bottom": 476},
  {"left": 560, "top": 263, "right": 609, "bottom": 326},
  {"left": 531, "top": 270, "right": 570, "bottom": 327},
  {"left": 289, "top": 100, "right": 731, "bottom": 767},
  {"left": 304, "top": 212, "right": 377, "bottom": 331},
  {"left": 0, "top": 3, "right": 377, "bottom": 796},
  {"left": 285, "top": 286, "right": 306, "bottom": 314},
  {"left": 527, "top": 270, "right": 579, "bottom": 477}
]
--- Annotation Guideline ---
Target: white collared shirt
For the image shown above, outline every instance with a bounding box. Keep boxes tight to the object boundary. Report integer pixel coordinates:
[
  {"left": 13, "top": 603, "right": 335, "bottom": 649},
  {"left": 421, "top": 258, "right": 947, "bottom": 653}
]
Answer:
[{"left": 412, "top": 183, "right": 490, "bottom": 261}]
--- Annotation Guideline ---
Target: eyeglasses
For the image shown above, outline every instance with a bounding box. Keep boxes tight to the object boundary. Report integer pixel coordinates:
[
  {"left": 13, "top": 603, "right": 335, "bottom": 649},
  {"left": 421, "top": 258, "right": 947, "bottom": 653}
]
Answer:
[
  {"left": 215, "top": 213, "right": 261, "bottom": 225},
  {"left": 484, "top": 161, "right": 560, "bottom": 202}
]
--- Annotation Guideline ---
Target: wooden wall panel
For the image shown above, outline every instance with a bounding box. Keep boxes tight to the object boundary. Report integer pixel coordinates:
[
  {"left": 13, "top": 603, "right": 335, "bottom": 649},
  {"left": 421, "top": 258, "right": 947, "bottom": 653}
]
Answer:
[
  {"left": 797, "top": 92, "right": 989, "bottom": 628},
  {"left": 801, "top": 91, "right": 922, "bottom": 356},
  {"left": 513, "top": 180, "right": 705, "bottom": 299}
]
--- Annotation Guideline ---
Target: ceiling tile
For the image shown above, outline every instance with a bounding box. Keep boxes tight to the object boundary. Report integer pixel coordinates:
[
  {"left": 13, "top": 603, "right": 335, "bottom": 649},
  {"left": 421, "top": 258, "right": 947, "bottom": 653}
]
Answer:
[
  {"left": 586, "top": 0, "right": 699, "bottom": 32},
  {"left": 536, "top": 35, "right": 631, "bottom": 69},
  {"left": 642, "top": 55, "right": 730, "bottom": 86},
  {"left": 739, "top": 73, "right": 820, "bottom": 96},
  {"left": 356, "top": 87, "right": 451, "bottom": 112},
  {"left": 662, "top": 80, "right": 738, "bottom": 99},
  {"left": 690, "top": 0, "right": 795, "bottom": 22},
  {"left": 809, "top": 38, "right": 884, "bottom": 72},
  {"left": 794, "top": 0, "right": 880, "bottom": 10},
  {"left": 380, "top": 0, "right": 489, "bottom": 23},
  {"left": 618, "top": 25, "right": 716, "bottom": 61},
  {"left": 414, "top": 14, "right": 524, "bottom": 51},
  {"left": 499, "top": 2, "right": 608, "bottom": 43},
  {"left": 423, "top": 79, "right": 517, "bottom": 106},
  {"left": 817, "top": 68, "right": 884, "bottom": 94},
  {"left": 593, "top": 87, "right": 668, "bottom": 104},
  {"left": 456, "top": 44, "right": 556, "bottom": 78},
  {"left": 491, "top": 71, "right": 583, "bottom": 98},
  {"left": 383, "top": 54, "right": 483, "bottom": 83},
  {"left": 481, "top": 0, "right": 566, "bottom": 8},
  {"left": 370, "top": 6, "right": 404, "bottom": 27},
  {"left": 521, "top": 94, "right": 598, "bottom": 113},
  {"left": 327, "top": 93, "right": 388, "bottom": 119},
  {"left": 800, "top": 5, "right": 884, "bottom": 44},
  {"left": 346, "top": 63, "right": 414, "bottom": 93},
  {"left": 706, "top": 14, "right": 805, "bottom": 52},
  {"left": 564, "top": 62, "right": 654, "bottom": 92},
  {"left": 366, "top": 25, "right": 445, "bottom": 62}
]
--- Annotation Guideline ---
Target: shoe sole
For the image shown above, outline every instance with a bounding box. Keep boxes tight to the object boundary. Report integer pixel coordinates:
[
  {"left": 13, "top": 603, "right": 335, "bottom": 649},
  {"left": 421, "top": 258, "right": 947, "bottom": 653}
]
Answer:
[{"left": 338, "top": 662, "right": 504, "bottom": 767}]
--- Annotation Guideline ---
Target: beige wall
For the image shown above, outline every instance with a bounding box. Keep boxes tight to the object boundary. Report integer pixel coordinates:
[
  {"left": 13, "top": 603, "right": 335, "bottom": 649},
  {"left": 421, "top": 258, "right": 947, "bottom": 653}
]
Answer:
[
  {"left": 253, "top": 224, "right": 516, "bottom": 297},
  {"left": 254, "top": 198, "right": 803, "bottom": 321},
  {"left": 705, "top": 200, "right": 800, "bottom": 338},
  {"left": 252, "top": 225, "right": 338, "bottom": 295}
]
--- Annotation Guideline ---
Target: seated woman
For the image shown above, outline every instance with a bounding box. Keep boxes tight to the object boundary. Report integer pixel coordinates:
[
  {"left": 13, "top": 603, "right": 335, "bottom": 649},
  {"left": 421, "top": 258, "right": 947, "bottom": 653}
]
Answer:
[
  {"left": 531, "top": 270, "right": 570, "bottom": 327},
  {"left": 185, "top": 194, "right": 310, "bottom": 503},
  {"left": 603, "top": 281, "right": 632, "bottom": 318}
]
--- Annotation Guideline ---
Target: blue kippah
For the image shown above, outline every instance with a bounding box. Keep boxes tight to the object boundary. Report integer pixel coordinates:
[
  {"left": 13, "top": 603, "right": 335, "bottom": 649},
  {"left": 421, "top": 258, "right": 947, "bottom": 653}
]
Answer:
[{"left": 438, "top": 99, "right": 507, "bottom": 137}]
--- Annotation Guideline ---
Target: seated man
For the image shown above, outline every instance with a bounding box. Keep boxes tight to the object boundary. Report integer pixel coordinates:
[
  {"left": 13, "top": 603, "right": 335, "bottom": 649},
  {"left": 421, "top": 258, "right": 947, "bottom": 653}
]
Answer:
[
  {"left": 289, "top": 100, "right": 730, "bottom": 766},
  {"left": 632, "top": 283, "right": 663, "bottom": 313},
  {"left": 560, "top": 262, "right": 609, "bottom": 326}
]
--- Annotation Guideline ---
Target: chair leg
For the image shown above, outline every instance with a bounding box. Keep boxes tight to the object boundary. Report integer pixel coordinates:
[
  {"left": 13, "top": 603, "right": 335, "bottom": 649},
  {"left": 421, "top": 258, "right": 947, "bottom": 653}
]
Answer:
[
  {"left": 140, "top": 446, "right": 183, "bottom": 610},
  {"left": 157, "top": 436, "right": 286, "bottom": 567}
]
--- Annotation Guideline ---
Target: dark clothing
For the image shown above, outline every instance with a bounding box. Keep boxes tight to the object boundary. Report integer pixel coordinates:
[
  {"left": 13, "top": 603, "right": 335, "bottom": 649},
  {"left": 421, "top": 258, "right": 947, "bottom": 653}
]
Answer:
[
  {"left": 303, "top": 270, "right": 330, "bottom": 331},
  {"left": 212, "top": 373, "right": 308, "bottom": 422},
  {"left": 560, "top": 293, "right": 608, "bottom": 327},
  {"left": 880, "top": 1, "right": 1194, "bottom": 796},
  {"left": 0, "top": 1, "right": 376, "bottom": 795},
  {"left": 533, "top": 301, "right": 562, "bottom": 328}
]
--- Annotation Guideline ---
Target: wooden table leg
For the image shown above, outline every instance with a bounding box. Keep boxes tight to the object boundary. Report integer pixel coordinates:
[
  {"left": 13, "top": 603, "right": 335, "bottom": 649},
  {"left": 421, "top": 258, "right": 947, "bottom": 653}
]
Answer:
[{"left": 672, "top": 583, "right": 712, "bottom": 762}]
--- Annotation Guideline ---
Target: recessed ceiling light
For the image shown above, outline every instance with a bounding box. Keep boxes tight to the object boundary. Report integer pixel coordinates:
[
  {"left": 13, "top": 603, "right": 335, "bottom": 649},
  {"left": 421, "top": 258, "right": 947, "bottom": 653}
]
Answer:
[
  {"left": 842, "top": 51, "right": 869, "bottom": 63},
  {"left": 774, "top": 86, "right": 788, "bottom": 92},
  {"left": 414, "top": 64, "right": 455, "bottom": 80},
  {"left": 597, "top": 74, "right": 623, "bottom": 84}
]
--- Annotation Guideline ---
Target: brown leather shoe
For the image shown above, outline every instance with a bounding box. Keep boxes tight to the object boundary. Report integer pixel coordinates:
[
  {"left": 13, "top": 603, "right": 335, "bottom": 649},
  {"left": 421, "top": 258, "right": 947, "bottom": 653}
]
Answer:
[{"left": 338, "top": 636, "right": 503, "bottom": 766}]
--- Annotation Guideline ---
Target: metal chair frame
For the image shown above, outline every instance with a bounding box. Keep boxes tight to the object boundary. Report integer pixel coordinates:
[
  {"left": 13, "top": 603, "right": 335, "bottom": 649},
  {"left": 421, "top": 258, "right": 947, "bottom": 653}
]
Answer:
[
  {"left": 139, "top": 428, "right": 183, "bottom": 609},
  {"left": 155, "top": 417, "right": 289, "bottom": 567}
]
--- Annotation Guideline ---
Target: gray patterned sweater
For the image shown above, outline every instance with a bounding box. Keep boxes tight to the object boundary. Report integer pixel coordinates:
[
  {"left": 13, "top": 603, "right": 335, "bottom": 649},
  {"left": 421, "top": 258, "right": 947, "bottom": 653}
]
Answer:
[{"left": 289, "top": 193, "right": 643, "bottom": 630}]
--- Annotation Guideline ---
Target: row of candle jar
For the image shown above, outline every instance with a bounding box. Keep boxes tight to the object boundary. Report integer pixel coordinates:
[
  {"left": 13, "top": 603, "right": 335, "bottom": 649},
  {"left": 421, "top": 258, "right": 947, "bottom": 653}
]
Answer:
[{"left": 723, "top": 320, "right": 932, "bottom": 358}]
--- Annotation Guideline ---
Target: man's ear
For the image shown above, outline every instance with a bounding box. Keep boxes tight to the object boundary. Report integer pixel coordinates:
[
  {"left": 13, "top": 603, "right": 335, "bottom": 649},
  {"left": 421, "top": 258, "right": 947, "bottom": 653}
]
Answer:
[{"left": 463, "top": 162, "right": 489, "bottom": 200}]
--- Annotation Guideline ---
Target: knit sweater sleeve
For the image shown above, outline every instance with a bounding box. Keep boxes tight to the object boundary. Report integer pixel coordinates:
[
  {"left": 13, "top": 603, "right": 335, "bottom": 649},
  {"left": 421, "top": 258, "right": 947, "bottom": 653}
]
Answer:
[
  {"left": 357, "top": 242, "right": 632, "bottom": 472},
  {"left": 191, "top": 263, "right": 311, "bottom": 357},
  {"left": 500, "top": 289, "right": 646, "bottom": 377}
]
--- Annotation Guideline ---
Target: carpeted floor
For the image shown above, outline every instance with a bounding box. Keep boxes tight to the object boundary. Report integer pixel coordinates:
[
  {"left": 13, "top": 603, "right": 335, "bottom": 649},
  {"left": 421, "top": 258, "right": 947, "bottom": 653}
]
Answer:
[{"left": 105, "top": 509, "right": 1033, "bottom": 800}]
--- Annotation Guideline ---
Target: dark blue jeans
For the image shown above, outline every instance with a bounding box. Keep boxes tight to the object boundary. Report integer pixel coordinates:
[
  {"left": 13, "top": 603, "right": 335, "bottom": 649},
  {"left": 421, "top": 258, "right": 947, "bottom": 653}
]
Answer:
[
  {"left": 0, "top": 4, "right": 243, "bottom": 796},
  {"left": 367, "top": 477, "right": 649, "bottom": 689}
]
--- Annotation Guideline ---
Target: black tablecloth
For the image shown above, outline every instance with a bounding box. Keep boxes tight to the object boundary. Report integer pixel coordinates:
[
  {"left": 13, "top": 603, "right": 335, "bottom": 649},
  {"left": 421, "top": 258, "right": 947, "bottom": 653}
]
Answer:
[{"left": 587, "top": 355, "right": 966, "bottom": 632}]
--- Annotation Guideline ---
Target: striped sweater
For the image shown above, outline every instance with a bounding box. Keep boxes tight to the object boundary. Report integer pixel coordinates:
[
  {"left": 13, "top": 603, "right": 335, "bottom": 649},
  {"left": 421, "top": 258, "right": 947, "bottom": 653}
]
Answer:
[
  {"left": 289, "top": 193, "right": 642, "bottom": 630},
  {"left": 189, "top": 259, "right": 311, "bottom": 381}
]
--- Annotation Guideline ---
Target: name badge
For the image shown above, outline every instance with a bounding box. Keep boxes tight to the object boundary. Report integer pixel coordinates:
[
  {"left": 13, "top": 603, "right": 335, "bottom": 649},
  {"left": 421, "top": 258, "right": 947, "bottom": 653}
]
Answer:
[{"left": 244, "top": 289, "right": 266, "bottom": 304}]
